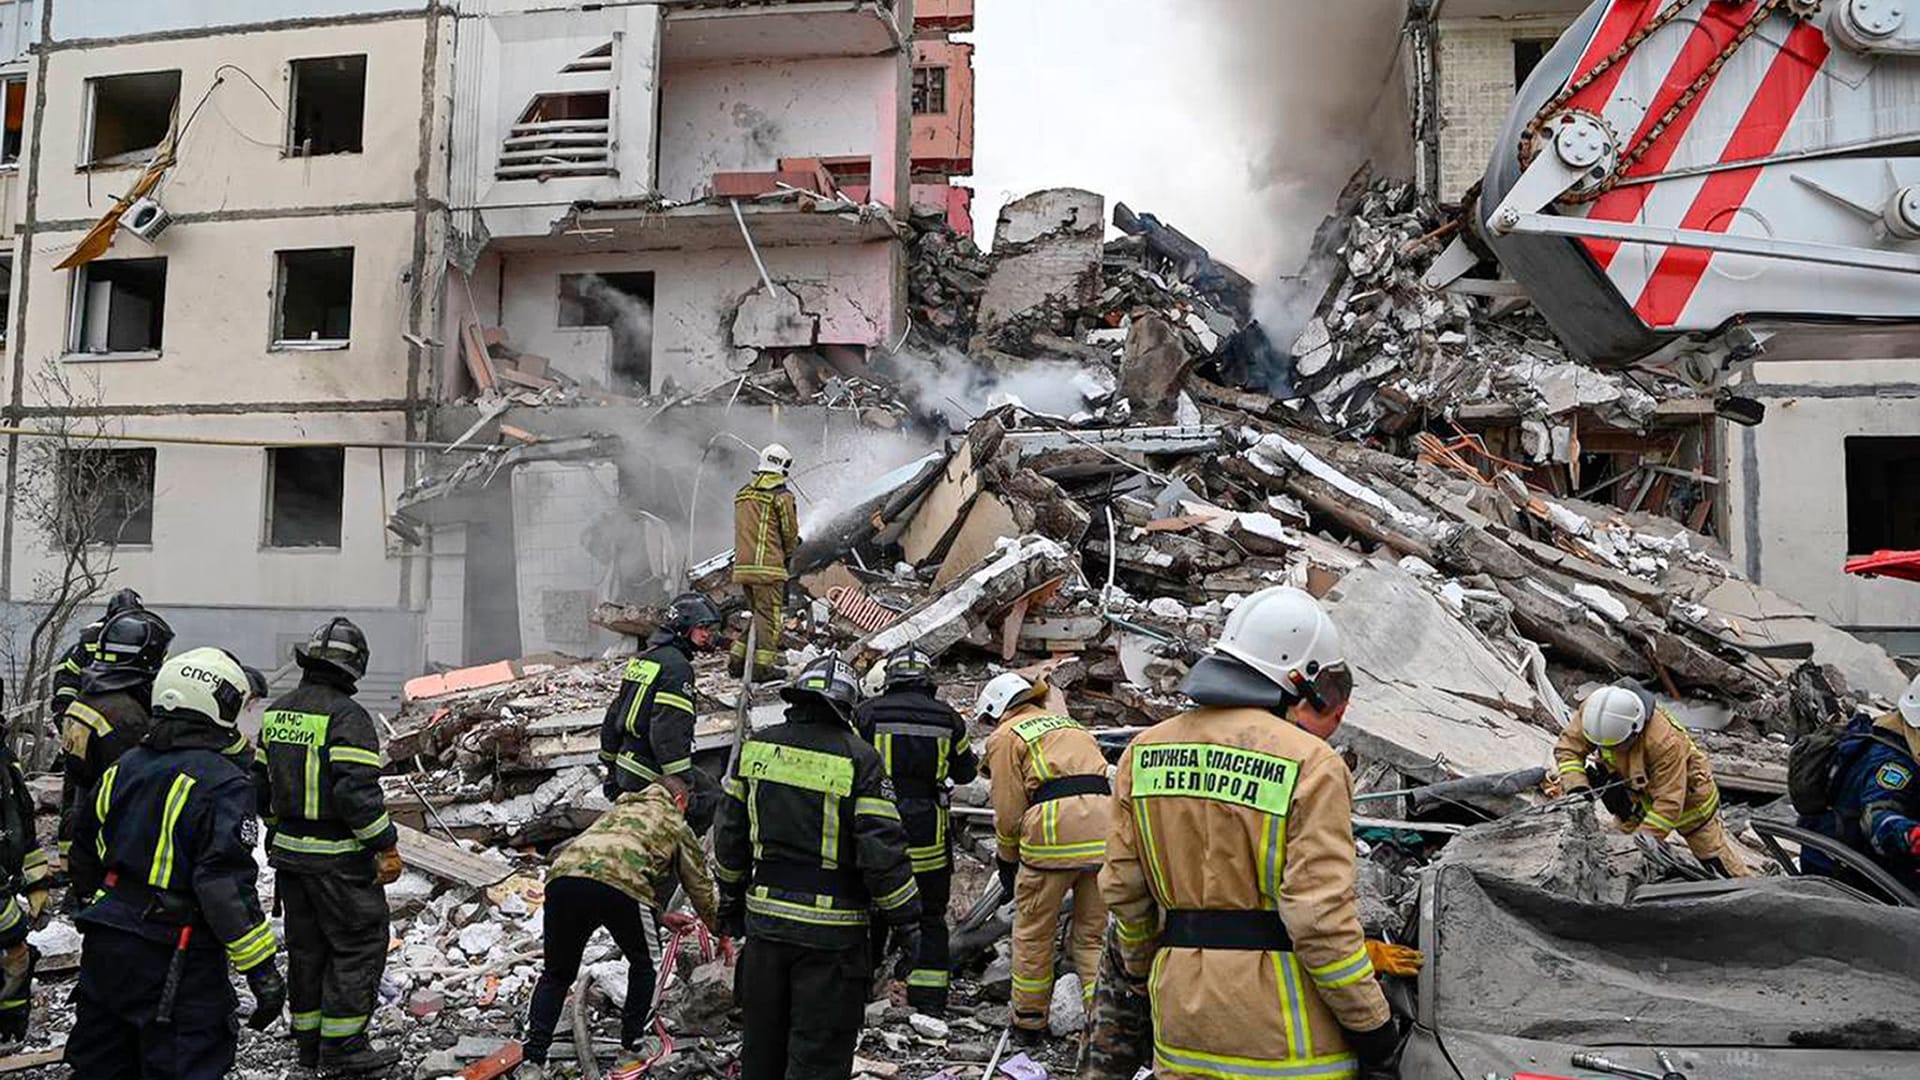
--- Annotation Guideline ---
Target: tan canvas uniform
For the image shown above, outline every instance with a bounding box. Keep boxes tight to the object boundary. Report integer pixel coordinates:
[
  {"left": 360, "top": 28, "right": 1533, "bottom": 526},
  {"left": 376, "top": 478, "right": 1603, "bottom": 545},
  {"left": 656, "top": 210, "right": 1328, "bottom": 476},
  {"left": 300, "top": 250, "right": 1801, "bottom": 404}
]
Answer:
[
  {"left": 1554, "top": 707, "right": 1749, "bottom": 875},
  {"left": 732, "top": 471, "right": 799, "bottom": 672},
  {"left": 1101, "top": 706, "right": 1390, "bottom": 1080}
]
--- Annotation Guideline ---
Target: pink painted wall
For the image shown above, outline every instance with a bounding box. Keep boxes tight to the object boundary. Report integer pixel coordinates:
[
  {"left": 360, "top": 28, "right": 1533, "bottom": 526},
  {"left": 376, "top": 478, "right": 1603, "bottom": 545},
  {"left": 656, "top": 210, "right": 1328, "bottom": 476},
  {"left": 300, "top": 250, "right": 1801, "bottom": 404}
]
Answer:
[
  {"left": 912, "top": 182, "right": 974, "bottom": 235},
  {"left": 912, "top": 39, "right": 973, "bottom": 170},
  {"left": 913, "top": 0, "right": 974, "bottom": 32}
]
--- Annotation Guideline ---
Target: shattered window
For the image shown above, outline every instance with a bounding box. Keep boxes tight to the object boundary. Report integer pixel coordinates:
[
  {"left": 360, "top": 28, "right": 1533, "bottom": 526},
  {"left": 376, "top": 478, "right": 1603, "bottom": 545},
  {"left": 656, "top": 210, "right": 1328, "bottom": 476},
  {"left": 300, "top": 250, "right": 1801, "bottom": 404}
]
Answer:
[
  {"left": 1845, "top": 436, "right": 1920, "bottom": 555},
  {"left": 558, "top": 272, "right": 655, "bottom": 392},
  {"left": 59, "top": 447, "right": 156, "bottom": 546},
  {"left": 2, "top": 75, "right": 23, "bottom": 167},
  {"left": 274, "top": 247, "right": 355, "bottom": 347},
  {"left": 912, "top": 66, "right": 948, "bottom": 115},
  {"left": 288, "top": 55, "right": 367, "bottom": 156},
  {"left": 498, "top": 92, "right": 613, "bottom": 180},
  {"left": 71, "top": 257, "right": 166, "bottom": 354},
  {"left": 85, "top": 70, "right": 180, "bottom": 167},
  {"left": 0, "top": 253, "right": 11, "bottom": 344},
  {"left": 1513, "top": 40, "right": 1553, "bottom": 87},
  {"left": 266, "top": 446, "right": 346, "bottom": 549}
]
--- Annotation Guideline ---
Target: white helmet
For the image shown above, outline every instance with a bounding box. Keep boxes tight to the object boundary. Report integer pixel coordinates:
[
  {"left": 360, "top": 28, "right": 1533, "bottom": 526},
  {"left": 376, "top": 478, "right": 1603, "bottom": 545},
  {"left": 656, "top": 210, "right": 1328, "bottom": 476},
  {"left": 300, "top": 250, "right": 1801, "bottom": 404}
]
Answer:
[
  {"left": 1899, "top": 673, "right": 1920, "bottom": 727},
  {"left": 151, "top": 647, "right": 256, "bottom": 730},
  {"left": 1580, "top": 685, "right": 1648, "bottom": 747},
  {"left": 757, "top": 443, "right": 794, "bottom": 477},
  {"left": 860, "top": 661, "right": 890, "bottom": 701},
  {"left": 975, "top": 672, "right": 1043, "bottom": 721},
  {"left": 1213, "top": 587, "right": 1344, "bottom": 693}
]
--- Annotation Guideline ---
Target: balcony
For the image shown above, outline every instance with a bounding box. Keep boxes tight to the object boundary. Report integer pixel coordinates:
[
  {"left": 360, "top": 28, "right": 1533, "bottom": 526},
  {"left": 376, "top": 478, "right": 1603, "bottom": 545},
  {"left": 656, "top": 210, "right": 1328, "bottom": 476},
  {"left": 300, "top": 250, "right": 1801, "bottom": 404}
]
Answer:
[{"left": 661, "top": 1, "right": 906, "bottom": 63}]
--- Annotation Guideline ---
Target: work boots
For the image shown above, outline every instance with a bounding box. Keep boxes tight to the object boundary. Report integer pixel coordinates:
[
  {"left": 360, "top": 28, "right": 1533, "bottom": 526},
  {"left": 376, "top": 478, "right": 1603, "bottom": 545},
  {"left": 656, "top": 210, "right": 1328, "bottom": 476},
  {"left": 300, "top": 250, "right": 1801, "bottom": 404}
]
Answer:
[
  {"left": 296, "top": 1031, "right": 319, "bottom": 1070},
  {"left": 318, "top": 1037, "right": 403, "bottom": 1076}
]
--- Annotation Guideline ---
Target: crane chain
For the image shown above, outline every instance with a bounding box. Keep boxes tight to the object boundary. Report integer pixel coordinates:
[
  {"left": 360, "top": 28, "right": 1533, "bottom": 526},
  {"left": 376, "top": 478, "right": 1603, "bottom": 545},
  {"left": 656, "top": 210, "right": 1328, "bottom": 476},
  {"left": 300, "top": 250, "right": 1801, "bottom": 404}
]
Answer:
[{"left": 1519, "top": 0, "right": 1801, "bottom": 205}]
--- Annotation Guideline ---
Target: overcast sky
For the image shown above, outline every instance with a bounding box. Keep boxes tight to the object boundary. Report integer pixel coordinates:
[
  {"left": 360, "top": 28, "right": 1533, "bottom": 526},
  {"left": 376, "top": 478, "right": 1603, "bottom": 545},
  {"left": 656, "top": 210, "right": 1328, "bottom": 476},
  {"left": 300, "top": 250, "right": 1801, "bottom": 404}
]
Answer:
[{"left": 966, "top": 0, "right": 1410, "bottom": 282}]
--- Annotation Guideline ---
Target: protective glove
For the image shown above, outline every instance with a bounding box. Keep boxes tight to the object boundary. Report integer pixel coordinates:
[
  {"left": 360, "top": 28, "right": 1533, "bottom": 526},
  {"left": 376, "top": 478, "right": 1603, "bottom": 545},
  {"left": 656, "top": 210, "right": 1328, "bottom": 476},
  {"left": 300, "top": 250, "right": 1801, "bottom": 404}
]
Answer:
[
  {"left": 374, "top": 846, "right": 405, "bottom": 886},
  {"left": 245, "top": 964, "right": 287, "bottom": 1031},
  {"left": 996, "top": 859, "right": 1019, "bottom": 898},
  {"left": 603, "top": 780, "right": 623, "bottom": 803},
  {"left": 22, "top": 889, "right": 48, "bottom": 931},
  {"left": 889, "top": 924, "right": 922, "bottom": 972},
  {"left": 1908, "top": 824, "right": 1920, "bottom": 857},
  {"left": 0, "top": 943, "right": 34, "bottom": 1042},
  {"left": 1363, "top": 940, "right": 1424, "bottom": 977},
  {"left": 1344, "top": 1018, "right": 1402, "bottom": 1080},
  {"left": 717, "top": 900, "right": 747, "bottom": 940}
]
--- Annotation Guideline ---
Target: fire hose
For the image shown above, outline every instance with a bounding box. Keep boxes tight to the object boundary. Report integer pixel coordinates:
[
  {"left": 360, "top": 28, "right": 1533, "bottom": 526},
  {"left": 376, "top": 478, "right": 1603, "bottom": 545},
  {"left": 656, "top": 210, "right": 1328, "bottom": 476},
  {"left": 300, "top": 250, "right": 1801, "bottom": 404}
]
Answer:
[{"left": 600, "top": 912, "right": 734, "bottom": 1080}]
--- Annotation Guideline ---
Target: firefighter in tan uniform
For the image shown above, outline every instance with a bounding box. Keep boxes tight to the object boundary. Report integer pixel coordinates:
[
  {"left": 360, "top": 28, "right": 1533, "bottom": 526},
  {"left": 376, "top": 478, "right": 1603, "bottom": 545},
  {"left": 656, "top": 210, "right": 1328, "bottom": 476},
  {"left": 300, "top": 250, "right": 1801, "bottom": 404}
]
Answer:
[
  {"left": 1100, "top": 587, "right": 1401, "bottom": 1080},
  {"left": 977, "top": 673, "right": 1110, "bottom": 1042},
  {"left": 1552, "top": 684, "right": 1750, "bottom": 877},
  {"left": 732, "top": 443, "right": 801, "bottom": 681}
]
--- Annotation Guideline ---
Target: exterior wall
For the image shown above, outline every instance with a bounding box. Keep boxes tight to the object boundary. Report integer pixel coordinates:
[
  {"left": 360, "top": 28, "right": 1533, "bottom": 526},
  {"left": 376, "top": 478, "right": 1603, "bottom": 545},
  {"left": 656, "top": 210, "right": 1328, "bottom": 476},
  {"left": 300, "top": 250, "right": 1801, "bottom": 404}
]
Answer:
[
  {"left": 657, "top": 55, "right": 902, "bottom": 206},
  {"left": 425, "top": 523, "right": 468, "bottom": 668},
  {"left": 911, "top": 38, "right": 971, "bottom": 167},
  {"left": 51, "top": 1, "right": 418, "bottom": 43},
  {"left": 510, "top": 460, "right": 620, "bottom": 656},
  {"left": 1435, "top": 14, "right": 1576, "bottom": 203}
]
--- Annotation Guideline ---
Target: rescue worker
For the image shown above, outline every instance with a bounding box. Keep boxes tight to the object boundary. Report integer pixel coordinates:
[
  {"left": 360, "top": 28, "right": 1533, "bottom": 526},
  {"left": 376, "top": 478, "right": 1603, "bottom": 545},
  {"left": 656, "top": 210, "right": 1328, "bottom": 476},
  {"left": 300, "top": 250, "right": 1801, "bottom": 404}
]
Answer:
[
  {"left": 1554, "top": 683, "right": 1751, "bottom": 877},
  {"left": 0, "top": 677, "right": 50, "bottom": 1043},
  {"left": 853, "top": 647, "right": 978, "bottom": 1017},
  {"left": 977, "top": 672, "right": 1110, "bottom": 1042},
  {"left": 254, "top": 617, "right": 403, "bottom": 1074},
  {"left": 49, "top": 587, "right": 145, "bottom": 716},
  {"left": 66, "top": 648, "right": 285, "bottom": 1079},
  {"left": 1799, "top": 673, "right": 1920, "bottom": 894},
  {"left": 599, "top": 593, "right": 725, "bottom": 833},
  {"left": 714, "top": 656, "right": 922, "bottom": 1080},
  {"left": 1099, "top": 586, "right": 1402, "bottom": 1080},
  {"left": 730, "top": 443, "right": 800, "bottom": 681},
  {"left": 523, "top": 776, "right": 721, "bottom": 1074},
  {"left": 58, "top": 607, "right": 173, "bottom": 859}
]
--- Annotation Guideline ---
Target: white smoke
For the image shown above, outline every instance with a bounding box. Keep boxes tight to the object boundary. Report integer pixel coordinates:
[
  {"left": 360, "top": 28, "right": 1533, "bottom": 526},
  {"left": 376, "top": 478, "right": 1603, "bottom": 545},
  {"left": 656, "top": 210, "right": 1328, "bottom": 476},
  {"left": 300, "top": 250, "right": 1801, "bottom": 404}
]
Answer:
[
  {"left": 894, "top": 345, "right": 1103, "bottom": 425},
  {"left": 571, "top": 273, "right": 657, "bottom": 394}
]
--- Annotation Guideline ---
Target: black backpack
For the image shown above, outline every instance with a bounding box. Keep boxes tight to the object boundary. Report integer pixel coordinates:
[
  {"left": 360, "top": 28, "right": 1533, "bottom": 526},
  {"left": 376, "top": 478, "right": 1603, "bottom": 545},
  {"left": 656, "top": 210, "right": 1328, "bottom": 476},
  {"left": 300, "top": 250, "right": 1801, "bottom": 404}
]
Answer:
[{"left": 1788, "top": 721, "right": 1913, "bottom": 816}]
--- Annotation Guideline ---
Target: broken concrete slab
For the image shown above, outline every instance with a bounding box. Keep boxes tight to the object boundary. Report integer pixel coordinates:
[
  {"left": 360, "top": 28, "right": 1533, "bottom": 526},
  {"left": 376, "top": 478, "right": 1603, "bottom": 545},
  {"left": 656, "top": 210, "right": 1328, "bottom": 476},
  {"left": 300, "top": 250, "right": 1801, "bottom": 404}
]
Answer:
[
  {"left": 853, "top": 535, "right": 1075, "bottom": 665},
  {"left": 1334, "top": 677, "right": 1557, "bottom": 785},
  {"left": 1693, "top": 578, "right": 1910, "bottom": 700},
  {"left": 1118, "top": 314, "right": 1193, "bottom": 422},
  {"left": 732, "top": 285, "right": 817, "bottom": 349},
  {"left": 978, "top": 189, "right": 1104, "bottom": 341}
]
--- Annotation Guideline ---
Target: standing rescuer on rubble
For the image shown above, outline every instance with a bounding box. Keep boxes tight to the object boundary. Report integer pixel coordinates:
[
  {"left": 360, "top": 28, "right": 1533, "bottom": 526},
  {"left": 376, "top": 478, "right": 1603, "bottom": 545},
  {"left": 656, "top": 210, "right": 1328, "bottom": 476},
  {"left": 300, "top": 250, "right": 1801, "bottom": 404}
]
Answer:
[
  {"left": 1099, "top": 586, "right": 1404, "bottom": 1080},
  {"left": 49, "top": 587, "right": 145, "bottom": 717},
  {"left": 1795, "top": 672, "right": 1920, "bottom": 895},
  {"left": 254, "top": 618, "right": 404, "bottom": 1075},
  {"left": 732, "top": 442, "right": 800, "bottom": 682},
  {"left": 600, "top": 593, "right": 726, "bottom": 833},
  {"left": 0, "top": 679, "right": 49, "bottom": 1045},
  {"left": 714, "top": 656, "right": 922, "bottom": 1080},
  {"left": 67, "top": 648, "right": 284, "bottom": 1080},
  {"left": 978, "top": 671, "right": 1110, "bottom": 1043},
  {"left": 854, "top": 646, "right": 978, "bottom": 1017},
  {"left": 1553, "top": 683, "right": 1750, "bottom": 877},
  {"left": 58, "top": 607, "right": 174, "bottom": 861}
]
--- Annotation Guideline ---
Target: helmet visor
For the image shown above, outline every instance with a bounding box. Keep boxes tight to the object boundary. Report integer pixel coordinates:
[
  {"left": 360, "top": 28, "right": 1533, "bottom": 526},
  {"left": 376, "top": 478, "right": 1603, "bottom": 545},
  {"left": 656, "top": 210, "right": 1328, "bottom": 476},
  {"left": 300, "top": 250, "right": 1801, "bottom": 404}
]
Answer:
[{"left": 1300, "top": 663, "right": 1353, "bottom": 714}]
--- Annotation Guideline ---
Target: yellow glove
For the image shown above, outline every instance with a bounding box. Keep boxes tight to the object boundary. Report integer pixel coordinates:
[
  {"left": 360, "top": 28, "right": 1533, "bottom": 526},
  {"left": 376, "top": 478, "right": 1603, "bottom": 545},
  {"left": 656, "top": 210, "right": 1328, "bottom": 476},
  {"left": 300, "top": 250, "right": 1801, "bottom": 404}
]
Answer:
[
  {"left": 23, "top": 890, "right": 46, "bottom": 929},
  {"left": 1364, "top": 940, "right": 1424, "bottom": 977},
  {"left": 374, "top": 847, "right": 404, "bottom": 886}
]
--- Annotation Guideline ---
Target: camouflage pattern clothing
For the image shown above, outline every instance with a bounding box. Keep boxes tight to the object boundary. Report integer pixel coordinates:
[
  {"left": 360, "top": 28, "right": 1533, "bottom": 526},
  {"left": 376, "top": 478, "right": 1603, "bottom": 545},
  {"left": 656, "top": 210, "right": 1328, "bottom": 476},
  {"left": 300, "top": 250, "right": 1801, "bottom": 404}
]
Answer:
[
  {"left": 1084, "top": 924, "right": 1153, "bottom": 1080},
  {"left": 552, "top": 786, "right": 719, "bottom": 924}
]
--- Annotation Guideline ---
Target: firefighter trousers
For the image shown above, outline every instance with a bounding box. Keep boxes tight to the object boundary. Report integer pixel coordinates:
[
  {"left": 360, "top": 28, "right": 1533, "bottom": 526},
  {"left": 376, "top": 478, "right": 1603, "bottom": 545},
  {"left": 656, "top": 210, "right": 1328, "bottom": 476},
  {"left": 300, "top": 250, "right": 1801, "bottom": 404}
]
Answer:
[
  {"left": 525, "top": 877, "right": 664, "bottom": 1063},
  {"left": 1681, "top": 814, "right": 1752, "bottom": 877},
  {"left": 280, "top": 865, "right": 391, "bottom": 1053},
  {"left": 871, "top": 863, "right": 954, "bottom": 1015},
  {"left": 738, "top": 936, "right": 871, "bottom": 1080},
  {"left": 68, "top": 925, "right": 237, "bottom": 1080},
  {"left": 1011, "top": 866, "right": 1104, "bottom": 1031},
  {"left": 731, "top": 585, "right": 785, "bottom": 671}
]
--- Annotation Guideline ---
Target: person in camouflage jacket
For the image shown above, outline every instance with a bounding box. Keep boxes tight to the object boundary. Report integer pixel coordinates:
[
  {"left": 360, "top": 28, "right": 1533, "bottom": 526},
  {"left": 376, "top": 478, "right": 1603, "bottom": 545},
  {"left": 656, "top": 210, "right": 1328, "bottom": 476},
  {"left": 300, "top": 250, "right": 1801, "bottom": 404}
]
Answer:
[{"left": 523, "top": 778, "right": 719, "bottom": 1069}]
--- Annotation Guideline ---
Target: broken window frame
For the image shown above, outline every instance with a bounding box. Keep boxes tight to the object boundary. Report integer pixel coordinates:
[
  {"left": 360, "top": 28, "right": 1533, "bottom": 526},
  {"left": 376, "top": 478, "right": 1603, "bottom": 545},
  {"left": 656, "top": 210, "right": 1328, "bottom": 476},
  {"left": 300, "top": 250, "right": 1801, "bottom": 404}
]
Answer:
[
  {"left": 0, "top": 73, "right": 25, "bottom": 169},
  {"left": 1844, "top": 435, "right": 1920, "bottom": 556},
  {"left": 66, "top": 256, "right": 167, "bottom": 359},
  {"left": 285, "top": 54, "right": 368, "bottom": 158},
  {"left": 556, "top": 271, "right": 656, "bottom": 392},
  {"left": 498, "top": 90, "right": 614, "bottom": 181},
  {"left": 81, "top": 69, "right": 182, "bottom": 169},
  {"left": 271, "top": 246, "right": 355, "bottom": 351},
  {"left": 0, "top": 252, "right": 13, "bottom": 346},
  {"left": 264, "top": 445, "right": 347, "bottom": 550},
  {"left": 58, "top": 447, "right": 157, "bottom": 548},
  {"left": 912, "top": 65, "right": 948, "bottom": 115}
]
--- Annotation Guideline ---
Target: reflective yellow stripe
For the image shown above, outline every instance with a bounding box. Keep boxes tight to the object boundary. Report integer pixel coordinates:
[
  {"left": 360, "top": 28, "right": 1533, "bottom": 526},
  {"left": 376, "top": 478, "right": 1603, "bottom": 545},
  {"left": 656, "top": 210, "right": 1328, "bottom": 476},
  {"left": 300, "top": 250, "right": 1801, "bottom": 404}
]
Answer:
[
  {"left": 67, "top": 702, "right": 111, "bottom": 737},
  {"left": 1305, "top": 946, "right": 1374, "bottom": 989},
  {"left": 328, "top": 746, "right": 383, "bottom": 768},
  {"left": 660, "top": 757, "right": 695, "bottom": 775},
  {"left": 874, "top": 878, "right": 919, "bottom": 911},
  {"left": 1673, "top": 790, "right": 1720, "bottom": 831},
  {"left": 1555, "top": 760, "right": 1587, "bottom": 775},
  {"left": 271, "top": 833, "right": 362, "bottom": 856},
  {"left": 0, "top": 898, "right": 19, "bottom": 934},
  {"left": 821, "top": 792, "right": 842, "bottom": 869},
  {"left": 291, "top": 1011, "right": 322, "bottom": 1033},
  {"left": 746, "top": 890, "right": 870, "bottom": 926},
  {"left": 1155, "top": 1041, "right": 1358, "bottom": 1080},
  {"left": 227, "top": 921, "right": 277, "bottom": 971},
  {"left": 150, "top": 774, "right": 198, "bottom": 888},
  {"left": 723, "top": 776, "right": 746, "bottom": 800},
  {"left": 1115, "top": 917, "right": 1157, "bottom": 946},
  {"left": 1011, "top": 972, "right": 1054, "bottom": 993},
  {"left": 1133, "top": 794, "right": 1175, "bottom": 904},
  {"left": 656, "top": 692, "right": 695, "bottom": 715},
  {"left": 855, "top": 797, "right": 899, "bottom": 821},
  {"left": 739, "top": 741, "right": 854, "bottom": 797},
  {"left": 713, "top": 862, "right": 748, "bottom": 884},
  {"left": 303, "top": 747, "right": 321, "bottom": 820},
  {"left": 351, "top": 812, "right": 392, "bottom": 843},
  {"left": 615, "top": 754, "right": 662, "bottom": 782},
  {"left": 320, "top": 1015, "right": 369, "bottom": 1038},
  {"left": 907, "top": 969, "right": 950, "bottom": 988}
]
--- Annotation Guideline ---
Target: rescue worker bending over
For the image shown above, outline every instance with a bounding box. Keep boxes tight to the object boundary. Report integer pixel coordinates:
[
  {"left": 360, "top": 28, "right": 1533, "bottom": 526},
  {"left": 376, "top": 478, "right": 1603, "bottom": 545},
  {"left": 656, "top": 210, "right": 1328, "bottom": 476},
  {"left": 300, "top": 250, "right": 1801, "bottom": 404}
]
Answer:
[
  {"left": 254, "top": 618, "right": 404, "bottom": 1075},
  {"left": 1555, "top": 683, "right": 1750, "bottom": 877},
  {"left": 49, "top": 588, "right": 145, "bottom": 716},
  {"left": 524, "top": 775, "right": 721, "bottom": 1075},
  {"left": 599, "top": 593, "right": 725, "bottom": 833},
  {"left": 67, "top": 649, "right": 284, "bottom": 1080},
  {"left": 0, "top": 683, "right": 50, "bottom": 1043},
  {"left": 1799, "top": 673, "right": 1920, "bottom": 894},
  {"left": 731, "top": 443, "right": 800, "bottom": 681},
  {"left": 854, "top": 647, "right": 978, "bottom": 1017},
  {"left": 978, "top": 672, "right": 1110, "bottom": 1043},
  {"left": 714, "top": 657, "right": 922, "bottom": 1080},
  {"left": 1101, "top": 586, "right": 1401, "bottom": 1080},
  {"left": 59, "top": 607, "right": 173, "bottom": 860}
]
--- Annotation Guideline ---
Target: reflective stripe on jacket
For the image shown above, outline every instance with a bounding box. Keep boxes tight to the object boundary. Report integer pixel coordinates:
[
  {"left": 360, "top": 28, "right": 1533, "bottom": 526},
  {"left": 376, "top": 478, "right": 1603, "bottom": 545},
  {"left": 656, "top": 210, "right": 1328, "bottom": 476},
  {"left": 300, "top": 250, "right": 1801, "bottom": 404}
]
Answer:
[
  {"left": 598, "top": 637, "right": 699, "bottom": 791},
  {"left": 854, "top": 687, "right": 978, "bottom": 873},
  {"left": 253, "top": 675, "right": 396, "bottom": 870},
  {"left": 984, "top": 704, "right": 1110, "bottom": 870},
  {"left": 1554, "top": 707, "right": 1722, "bottom": 838},
  {"left": 733, "top": 472, "right": 799, "bottom": 585}
]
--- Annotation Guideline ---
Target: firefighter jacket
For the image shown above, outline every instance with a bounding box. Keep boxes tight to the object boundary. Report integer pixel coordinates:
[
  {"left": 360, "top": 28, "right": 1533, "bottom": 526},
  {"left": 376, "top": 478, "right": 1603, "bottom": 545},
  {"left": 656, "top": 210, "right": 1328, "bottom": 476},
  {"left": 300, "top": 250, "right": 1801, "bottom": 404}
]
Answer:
[
  {"left": 713, "top": 704, "right": 921, "bottom": 948},
  {"left": 552, "top": 785, "right": 720, "bottom": 924},
  {"left": 732, "top": 471, "right": 799, "bottom": 585},
  {"left": 1554, "top": 707, "right": 1722, "bottom": 839},
  {"left": 0, "top": 744, "right": 46, "bottom": 952},
  {"left": 983, "top": 704, "right": 1111, "bottom": 871},
  {"left": 1803, "top": 712, "right": 1920, "bottom": 890},
  {"left": 854, "top": 686, "right": 978, "bottom": 873},
  {"left": 68, "top": 718, "right": 278, "bottom": 976},
  {"left": 59, "top": 686, "right": 154, "bottom": 856},
  {"left": 599, "top": 633, "right": 699, "bottom": 792},
  {"left": 1101, "top": 706, "right": 1390, "bottom": 1080},
  {"left": 49, "top": 631, "right": 98, "bottom": 714},
  {"left": 253, "top": 671, "right": 397, "bottom": 872}
]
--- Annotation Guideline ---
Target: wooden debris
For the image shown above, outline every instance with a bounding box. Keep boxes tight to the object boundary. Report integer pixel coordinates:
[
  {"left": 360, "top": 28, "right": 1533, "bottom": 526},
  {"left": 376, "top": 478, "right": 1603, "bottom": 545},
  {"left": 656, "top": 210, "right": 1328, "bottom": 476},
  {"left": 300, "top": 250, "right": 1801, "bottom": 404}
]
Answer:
[{"left": 395, "top": 823, "right": 514, "bottom": 889}]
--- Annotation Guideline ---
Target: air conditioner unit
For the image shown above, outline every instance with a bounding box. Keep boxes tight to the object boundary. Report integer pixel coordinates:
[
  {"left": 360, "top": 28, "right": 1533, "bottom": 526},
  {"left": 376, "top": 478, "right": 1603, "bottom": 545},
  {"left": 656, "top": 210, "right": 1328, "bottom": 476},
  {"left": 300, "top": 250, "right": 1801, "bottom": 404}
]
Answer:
[{"left": 122, "top": 197, "right": 172, "bottom": 242}]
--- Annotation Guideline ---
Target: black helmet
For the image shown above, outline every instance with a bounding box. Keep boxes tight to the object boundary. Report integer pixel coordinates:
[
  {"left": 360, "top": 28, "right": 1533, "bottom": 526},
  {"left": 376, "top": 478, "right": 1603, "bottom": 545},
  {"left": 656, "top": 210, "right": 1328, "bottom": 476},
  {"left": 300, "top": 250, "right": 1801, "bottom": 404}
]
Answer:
[
  {"left": 219, "top": 649, "right": 269, "bottom": 701},
  {"left": 294, "top": 617, "right": 369, "bottom": 683},
  {"left": 780, "top": 656, "right": 860, "bottom": 722},
  {"left": 664, "top": 593, "right": 723, "bottom": 638},
  {"left": 86, "top": 610, "right": 174, "bottom": 692},
  {"left": 104, "top": 588, "right": 144, "bottom": 618},
  {"left": 882, "top": 646, "right": 936, "bottom": 690}
]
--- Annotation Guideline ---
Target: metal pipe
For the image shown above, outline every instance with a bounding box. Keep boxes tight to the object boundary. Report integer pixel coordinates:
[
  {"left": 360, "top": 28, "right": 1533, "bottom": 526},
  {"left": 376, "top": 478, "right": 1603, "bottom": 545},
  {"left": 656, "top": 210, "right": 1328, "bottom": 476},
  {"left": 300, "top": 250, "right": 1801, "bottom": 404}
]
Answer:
[
  {"left": 730, "top": 198, "right": 778, "bottom": 295},
  {"left": 0, "top": 424, "right": 496, "bottom": 453}
]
